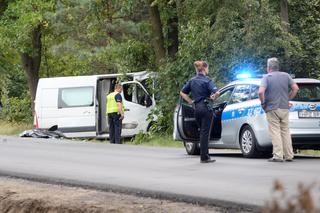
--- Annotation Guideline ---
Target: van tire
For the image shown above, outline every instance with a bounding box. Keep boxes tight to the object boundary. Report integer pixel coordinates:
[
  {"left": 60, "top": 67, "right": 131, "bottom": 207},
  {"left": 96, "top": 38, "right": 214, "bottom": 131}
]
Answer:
[
  {"left": 146, "top": 121, "right": 155, "bottom": 132},
  {"left": 184, "top": 142, "right": 200, "bottom": 155},
  {"left": 239, "top": 125, "right": 260, "bottom": 158}
]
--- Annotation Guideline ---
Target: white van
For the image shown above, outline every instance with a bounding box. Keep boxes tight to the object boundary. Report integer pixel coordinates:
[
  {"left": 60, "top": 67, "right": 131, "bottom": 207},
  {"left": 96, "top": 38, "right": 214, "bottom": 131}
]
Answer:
[{"left": 34, "top": 71, "right": 156, "bottom": 138}]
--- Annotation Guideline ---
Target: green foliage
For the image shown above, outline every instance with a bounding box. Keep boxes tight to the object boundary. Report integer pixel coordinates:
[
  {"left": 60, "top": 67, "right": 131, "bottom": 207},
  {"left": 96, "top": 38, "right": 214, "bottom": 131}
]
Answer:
[
  {"left": 289, "top": 0, "right": 320, "bottom": 78},
  {"left": 153, "top": 0, "right": 310, "bottom": 131},
  {"left": 0, "top": 96, "right": 32, "bottom": 123},
  {"left": 0, "top": 67, "right": 32, "bottom": 123},
  {"left": 131, "top": 131, "right": 182, "bottom": 147},
  {"left": 0, "top": 0, "right": 319, "bottom": 132},
  {"left": 0, "top": 0, "right": 54, "bottom": 53}
]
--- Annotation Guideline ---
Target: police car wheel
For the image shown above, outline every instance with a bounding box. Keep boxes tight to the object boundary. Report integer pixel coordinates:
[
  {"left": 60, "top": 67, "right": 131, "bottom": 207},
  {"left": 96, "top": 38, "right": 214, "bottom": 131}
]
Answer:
[
  {"left": 184, "top": 142, "right": 200, "bottom": 155},
  {"left": 240, "top": 125, "right": 259, "bottom": 158}
]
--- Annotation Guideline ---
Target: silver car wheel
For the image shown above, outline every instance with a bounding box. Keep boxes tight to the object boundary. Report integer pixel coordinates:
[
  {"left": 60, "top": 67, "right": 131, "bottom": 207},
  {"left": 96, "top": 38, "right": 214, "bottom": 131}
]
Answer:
[{"left": 241, "top": 130, "right": 253, "bottom": 154}]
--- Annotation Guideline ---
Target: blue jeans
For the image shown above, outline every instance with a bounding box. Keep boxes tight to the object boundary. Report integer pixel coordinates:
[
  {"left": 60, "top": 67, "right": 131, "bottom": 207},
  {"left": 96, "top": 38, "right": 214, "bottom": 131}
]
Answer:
[
  {"left": 108, "top": 113, "right": 122, "bottom": 144},
  {"left": 194, "top": 103, "right": 213, "bottom": 161}
]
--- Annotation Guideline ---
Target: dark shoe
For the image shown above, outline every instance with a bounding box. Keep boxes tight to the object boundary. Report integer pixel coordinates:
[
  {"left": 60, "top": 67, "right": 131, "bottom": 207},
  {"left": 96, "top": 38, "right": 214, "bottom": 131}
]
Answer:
[
  {"left": 285, "top": 158, "right": 293, "bottom": 162},
  {"left": 200, "top": 158, "right": 216, "bottom": 163},
  {"left": 268, "top": 158, "right": 284, "bottom": 162}
]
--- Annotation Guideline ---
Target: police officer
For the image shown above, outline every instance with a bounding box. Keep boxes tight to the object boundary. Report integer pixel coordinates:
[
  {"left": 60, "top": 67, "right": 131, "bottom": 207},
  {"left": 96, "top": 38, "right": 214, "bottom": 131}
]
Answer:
[
  {"left": 107, "top": 84, "right": 124, "bottom": 144},
  {"left": 180, "top": 61, "right": 220, "bottom": 163}
]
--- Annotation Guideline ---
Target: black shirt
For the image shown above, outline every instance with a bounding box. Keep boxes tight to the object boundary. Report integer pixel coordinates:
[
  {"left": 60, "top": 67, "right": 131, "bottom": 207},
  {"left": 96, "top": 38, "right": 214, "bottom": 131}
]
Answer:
[
  {"left": 115, "top": 93, "right": 122, "bottom": 103},
  {"left": 181, "top": 73, "right": 218, "bottom": 104}
]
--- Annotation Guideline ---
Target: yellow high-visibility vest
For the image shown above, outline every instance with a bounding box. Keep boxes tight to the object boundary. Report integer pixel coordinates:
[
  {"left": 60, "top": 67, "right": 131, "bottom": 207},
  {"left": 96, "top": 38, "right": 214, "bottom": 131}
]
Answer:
[{"left": 106, "top": 92, "right": 124, "bottom": 113}]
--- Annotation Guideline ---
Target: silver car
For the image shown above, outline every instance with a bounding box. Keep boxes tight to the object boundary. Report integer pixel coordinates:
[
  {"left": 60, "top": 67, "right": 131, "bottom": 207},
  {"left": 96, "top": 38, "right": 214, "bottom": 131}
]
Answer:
[{"left": 173, "top": 78, "right": 320, "bottom": 157}]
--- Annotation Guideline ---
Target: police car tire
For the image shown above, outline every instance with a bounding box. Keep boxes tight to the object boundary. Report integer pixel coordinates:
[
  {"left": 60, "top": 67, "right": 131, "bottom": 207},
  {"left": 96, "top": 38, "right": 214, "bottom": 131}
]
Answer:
[
  {"left": 184, "top": 142, "right": 200, "bottom": 155},
  {"left": 239, "top": 125, "right": 260, "bottom": 158}
]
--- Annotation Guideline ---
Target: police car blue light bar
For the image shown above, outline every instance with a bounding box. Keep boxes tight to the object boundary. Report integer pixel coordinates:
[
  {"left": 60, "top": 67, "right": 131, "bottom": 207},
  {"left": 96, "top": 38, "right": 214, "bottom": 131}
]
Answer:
[{"left": 236, "top": 73, "right": 252, "bottom": 79}]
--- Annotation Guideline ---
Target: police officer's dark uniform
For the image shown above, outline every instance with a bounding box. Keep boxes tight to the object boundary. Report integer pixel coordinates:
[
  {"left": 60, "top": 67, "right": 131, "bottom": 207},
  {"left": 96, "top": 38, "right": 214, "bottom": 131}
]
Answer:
[{"left": 181, "top": 73, "right": 218, "bottom": 163}]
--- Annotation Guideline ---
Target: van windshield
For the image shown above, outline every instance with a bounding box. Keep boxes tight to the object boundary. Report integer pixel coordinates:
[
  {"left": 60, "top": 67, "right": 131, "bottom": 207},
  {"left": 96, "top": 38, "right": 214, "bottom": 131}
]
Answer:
[{"left": 293, "top": 83, "right": 320, "bottom": 102}]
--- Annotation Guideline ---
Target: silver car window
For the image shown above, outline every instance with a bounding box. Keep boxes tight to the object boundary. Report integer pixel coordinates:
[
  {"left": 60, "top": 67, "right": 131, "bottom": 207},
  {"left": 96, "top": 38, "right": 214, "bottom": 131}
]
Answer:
[
  {"left": 229, "top": 85, "right": 251, "bottom": 104},
  {"left": 215, "top": 87, "right": 234, "bottom": 105},
  {"left": 250, "top": 85, "right": 259, "bottom": 100},
  {"left": 293, "top": 83, "right": 320, "bottom": 102}
]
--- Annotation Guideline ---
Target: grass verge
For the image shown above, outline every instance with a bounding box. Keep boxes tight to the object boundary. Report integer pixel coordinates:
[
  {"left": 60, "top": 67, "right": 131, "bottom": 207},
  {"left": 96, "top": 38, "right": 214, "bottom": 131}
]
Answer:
[
  {"left": 0, "top": 121, "right": 32, "bottom": 136},
  {"left": 129, "top": 132, "right": 183, "bottom": 148},
  {"left": 299, "top": 149, "right": 320, "bottom": 156}
]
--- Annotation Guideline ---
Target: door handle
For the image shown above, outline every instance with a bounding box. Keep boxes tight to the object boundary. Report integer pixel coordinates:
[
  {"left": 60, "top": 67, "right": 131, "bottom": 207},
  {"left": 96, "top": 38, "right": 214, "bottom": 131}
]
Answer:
[
  {"left": 239, "top": 108, "right": 245, "bottom": 112},
  {"left": 124, "top": 108, "right": 130, "bottom": 111}
]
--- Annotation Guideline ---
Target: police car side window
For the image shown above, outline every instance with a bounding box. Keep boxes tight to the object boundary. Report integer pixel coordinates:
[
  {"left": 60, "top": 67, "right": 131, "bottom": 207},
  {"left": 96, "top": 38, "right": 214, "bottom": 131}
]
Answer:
[
  {"left": 250, "top": 85, "right": 259, "bottom": 100},
  {"left": 229, "top": 85, "right": 251, "bottom": 104},
  {"left": 215, "top": 87, "right": 234, "bottom": 105}
]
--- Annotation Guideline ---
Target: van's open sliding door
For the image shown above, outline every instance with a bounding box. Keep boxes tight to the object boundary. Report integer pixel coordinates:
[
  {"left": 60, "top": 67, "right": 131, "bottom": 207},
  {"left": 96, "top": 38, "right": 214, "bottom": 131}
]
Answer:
[{"left": 96, "top": 78, "right": 113, "bottom": 135}]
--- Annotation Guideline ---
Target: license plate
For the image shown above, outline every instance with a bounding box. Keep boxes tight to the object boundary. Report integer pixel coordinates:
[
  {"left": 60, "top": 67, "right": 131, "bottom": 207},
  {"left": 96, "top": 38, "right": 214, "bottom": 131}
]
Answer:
[{"left": 298, "top": 110, "right": 320, "bottom": 118}]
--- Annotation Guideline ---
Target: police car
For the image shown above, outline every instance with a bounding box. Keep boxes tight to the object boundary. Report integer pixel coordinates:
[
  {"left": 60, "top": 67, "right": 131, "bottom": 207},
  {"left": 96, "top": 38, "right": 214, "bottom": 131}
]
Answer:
[{"left": 173, "top": 77, "right": 320, "bottom": 158}]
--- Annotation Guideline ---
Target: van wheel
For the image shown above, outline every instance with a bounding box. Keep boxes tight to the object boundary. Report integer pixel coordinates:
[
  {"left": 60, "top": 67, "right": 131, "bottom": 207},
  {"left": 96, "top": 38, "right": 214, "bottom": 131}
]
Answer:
[
  {"left": 184, "top": 142, "right": 200, "bottom": 155},
  {"left": 147, "top": 121, "right": 155, "bottom": 132},
  {"left": 239, "top": 125, "right": 260, "bottom": 158}
]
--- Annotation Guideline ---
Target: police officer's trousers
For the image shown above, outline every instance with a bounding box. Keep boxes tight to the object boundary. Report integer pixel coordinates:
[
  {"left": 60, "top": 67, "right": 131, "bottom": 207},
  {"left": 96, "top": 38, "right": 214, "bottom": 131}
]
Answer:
[
  {"left": 108, "top": 112, "right": 122, "bottom": 144},
  {"left": 194, "top": 103, "right": 213, "bottom": 161}
]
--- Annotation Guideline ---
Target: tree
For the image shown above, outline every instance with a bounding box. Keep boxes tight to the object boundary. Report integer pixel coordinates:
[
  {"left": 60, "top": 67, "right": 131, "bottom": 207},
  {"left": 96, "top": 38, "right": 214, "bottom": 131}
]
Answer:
[
  {"left": 147, "top": 0, "right": 166, "bottom": 64},
  {"left": 0, "top": 0, "right": 55, "bottom": 111},
  {"left": 280, "top": 0, "right": 289, "bottom": 32}
]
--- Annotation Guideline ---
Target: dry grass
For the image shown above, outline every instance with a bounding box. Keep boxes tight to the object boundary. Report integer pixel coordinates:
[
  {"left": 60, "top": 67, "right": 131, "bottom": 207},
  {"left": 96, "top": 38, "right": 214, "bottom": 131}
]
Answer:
[
  {"left": 0, "top": 121, "right": 32, "bottom": 136},
  {"left": 299, "top": 150, "right": 320, "bottom": 156},
  {"left": 262, "top": 180, "right": 320, "bottom": 213}
]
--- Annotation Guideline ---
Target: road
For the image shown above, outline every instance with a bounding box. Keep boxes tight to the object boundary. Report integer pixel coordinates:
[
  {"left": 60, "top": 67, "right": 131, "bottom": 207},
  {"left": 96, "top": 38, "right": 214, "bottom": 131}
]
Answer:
[{"left": 0, "top": 135, "right": 319, "bottom": 210}]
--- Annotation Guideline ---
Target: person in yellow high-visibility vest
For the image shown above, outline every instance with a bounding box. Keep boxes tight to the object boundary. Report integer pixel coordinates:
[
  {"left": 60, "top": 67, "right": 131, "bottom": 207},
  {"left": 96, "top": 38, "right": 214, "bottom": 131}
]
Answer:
[{"left": 106, "top": 84, "right": 124, "bottom": 144}]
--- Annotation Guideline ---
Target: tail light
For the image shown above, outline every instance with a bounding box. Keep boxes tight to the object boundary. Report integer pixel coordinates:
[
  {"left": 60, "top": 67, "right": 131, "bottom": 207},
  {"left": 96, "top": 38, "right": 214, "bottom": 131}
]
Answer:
[{"left": 33, "top": 112, "right": 39, "bottom": 129}]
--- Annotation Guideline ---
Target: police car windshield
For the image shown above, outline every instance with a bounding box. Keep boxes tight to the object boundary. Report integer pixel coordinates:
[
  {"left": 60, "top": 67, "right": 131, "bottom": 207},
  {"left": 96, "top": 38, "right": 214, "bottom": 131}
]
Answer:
[{"left": 293, "top": 83, "right": 320, "bottom": 102}]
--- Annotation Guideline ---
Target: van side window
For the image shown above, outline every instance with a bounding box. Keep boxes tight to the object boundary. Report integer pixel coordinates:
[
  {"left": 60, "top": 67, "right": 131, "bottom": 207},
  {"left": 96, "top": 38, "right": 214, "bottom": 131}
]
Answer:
[
  {"left": 58, "top": 87, "right": 94, "bottom": 108},
  {"left": 229, "top": 85, "right": 251, "bottom": 104},
  {"left": 136, "top": 84, "right": 150, "bottom": 106},
  {"left": 250, "top": 85, "right": 259, "bottom": 100},
  {"left": 123, "top": 84, "right": 133, "bottom": 102},
  {"left": 123, "top": 83, "right": 151, "bottom": 107}
]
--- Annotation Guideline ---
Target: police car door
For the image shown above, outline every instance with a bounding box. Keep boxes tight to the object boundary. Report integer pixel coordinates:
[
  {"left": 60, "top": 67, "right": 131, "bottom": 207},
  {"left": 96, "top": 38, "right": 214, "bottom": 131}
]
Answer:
[
  {"left": 176, "top": 98, "right": 199, "bottom": 141},
  {"left": 221, "top": 84, "right": 251, "bottom": 146}
]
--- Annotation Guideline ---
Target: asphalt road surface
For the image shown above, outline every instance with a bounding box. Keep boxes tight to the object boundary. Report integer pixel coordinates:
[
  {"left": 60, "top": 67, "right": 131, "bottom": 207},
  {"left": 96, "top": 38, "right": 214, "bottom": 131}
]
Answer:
[{"left": 0, "top": 136, "right": 319, "bottom": 210}]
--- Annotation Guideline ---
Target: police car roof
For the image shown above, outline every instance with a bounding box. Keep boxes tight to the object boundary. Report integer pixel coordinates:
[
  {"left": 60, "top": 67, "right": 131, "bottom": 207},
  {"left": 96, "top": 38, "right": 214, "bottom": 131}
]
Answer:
[
  {"left": 225, "top": 77, "right": 320, "bottom": 88},
  {"left": 226, "top": 78, "right": 261, "bottom": 87}
]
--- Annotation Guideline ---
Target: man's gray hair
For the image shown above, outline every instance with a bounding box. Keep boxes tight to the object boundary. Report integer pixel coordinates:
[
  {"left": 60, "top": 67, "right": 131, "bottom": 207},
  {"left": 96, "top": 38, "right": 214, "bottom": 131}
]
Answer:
[{"left": 267, "top": 57, "right": 280, "bottom": 71}]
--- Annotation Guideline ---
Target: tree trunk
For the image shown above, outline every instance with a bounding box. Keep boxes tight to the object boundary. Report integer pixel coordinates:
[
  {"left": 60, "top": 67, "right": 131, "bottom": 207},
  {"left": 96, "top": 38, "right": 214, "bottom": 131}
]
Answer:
[
  {"left": 147, "top": 0, "right": 166, "bottom": 65},
  {"left": 280, "top": 0, "right": 289, "bottom": 32},
  {"left": 21, "top": 25, "right": 42, "bottom": 112},
  {"left": 0, "top": 0, "right": 8, "bottom": 15},
  {"left": 167, "top": 2, "right": 179, "bottom": 58}
]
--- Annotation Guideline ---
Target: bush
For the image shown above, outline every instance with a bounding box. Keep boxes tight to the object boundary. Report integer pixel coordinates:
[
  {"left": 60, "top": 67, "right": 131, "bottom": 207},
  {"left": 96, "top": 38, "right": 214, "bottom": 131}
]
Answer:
[{"left": 0, "top": 96, "right": 32, "bottom": 123}]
